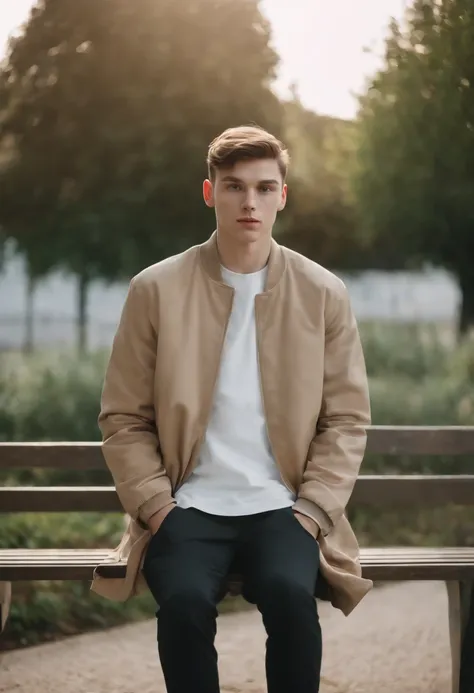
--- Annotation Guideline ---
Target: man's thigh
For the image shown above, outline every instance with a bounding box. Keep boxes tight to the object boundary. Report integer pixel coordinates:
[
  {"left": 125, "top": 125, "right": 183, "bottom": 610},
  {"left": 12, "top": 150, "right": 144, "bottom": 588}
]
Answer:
[
  {"left": 239, "top": 508, "right": 320, "bottom": 603},
  {"left": 142, "top": 507, "right": 238, "bottom": 605}
]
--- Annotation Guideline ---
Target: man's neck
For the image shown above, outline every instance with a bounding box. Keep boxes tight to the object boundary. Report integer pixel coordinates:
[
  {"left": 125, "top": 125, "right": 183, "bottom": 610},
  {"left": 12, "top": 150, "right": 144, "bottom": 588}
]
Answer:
[{"left": 216, "top": 232, "right": 271, "bottom": 275}]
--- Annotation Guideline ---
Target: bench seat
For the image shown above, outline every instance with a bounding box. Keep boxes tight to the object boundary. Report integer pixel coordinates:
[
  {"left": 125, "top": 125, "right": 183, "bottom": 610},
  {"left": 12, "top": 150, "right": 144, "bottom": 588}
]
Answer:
[{"left": 1, "top": 546, "right": 474, "bottom": 582}]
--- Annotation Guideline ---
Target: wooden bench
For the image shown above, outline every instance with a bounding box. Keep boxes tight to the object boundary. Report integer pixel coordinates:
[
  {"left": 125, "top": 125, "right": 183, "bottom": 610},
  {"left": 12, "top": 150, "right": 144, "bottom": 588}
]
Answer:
[{"left": 1, "top": 426, "right": 473, "bottom": 692}]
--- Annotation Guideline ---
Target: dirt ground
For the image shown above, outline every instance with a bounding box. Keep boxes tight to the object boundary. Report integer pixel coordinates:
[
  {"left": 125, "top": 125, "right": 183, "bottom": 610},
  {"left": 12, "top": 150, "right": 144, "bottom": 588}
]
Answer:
[{"left": 0, "top": 581, "right": 451, "bottom": 693}]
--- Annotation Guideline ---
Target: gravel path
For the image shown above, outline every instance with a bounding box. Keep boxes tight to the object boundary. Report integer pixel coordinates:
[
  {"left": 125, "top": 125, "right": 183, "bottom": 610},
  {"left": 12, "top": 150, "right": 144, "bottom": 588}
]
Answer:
[{"left": 0, "top": 581, "right": 451, "bottom": 693}]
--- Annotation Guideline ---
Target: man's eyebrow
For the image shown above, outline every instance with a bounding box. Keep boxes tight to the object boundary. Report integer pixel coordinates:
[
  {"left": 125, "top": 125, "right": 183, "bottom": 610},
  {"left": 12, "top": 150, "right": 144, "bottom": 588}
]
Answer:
[
  {"left": 220, "top": 175, "right": 242, "bottom": 183},
  {"left": 220, "top": 175, "right": 279, "bottom": 185}
]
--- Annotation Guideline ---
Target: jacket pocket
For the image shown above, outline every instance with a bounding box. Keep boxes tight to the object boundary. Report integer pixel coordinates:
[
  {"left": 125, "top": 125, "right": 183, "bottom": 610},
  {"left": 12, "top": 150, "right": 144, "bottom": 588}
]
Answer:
[{"left": 144, "top": 506, "right": 183, "bottom": 561}]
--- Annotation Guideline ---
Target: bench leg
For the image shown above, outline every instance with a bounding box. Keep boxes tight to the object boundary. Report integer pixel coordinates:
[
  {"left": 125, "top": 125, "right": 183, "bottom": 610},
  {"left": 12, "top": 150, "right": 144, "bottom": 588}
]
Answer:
[
  {"left": 459, "top": 581, "right": 474, "bottom": 693},
  {"left": 0, "top": 581, "right": 12, "bottom": 633},
  {"left": 447, "top": 580, "right": 474, "bottom": 693}
]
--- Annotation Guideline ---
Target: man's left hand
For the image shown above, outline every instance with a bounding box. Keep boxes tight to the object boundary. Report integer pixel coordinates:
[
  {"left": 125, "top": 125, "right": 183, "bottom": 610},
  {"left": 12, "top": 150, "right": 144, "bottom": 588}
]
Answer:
[{"left": 293, "top": 510, "right": 320, "bottom": 539}]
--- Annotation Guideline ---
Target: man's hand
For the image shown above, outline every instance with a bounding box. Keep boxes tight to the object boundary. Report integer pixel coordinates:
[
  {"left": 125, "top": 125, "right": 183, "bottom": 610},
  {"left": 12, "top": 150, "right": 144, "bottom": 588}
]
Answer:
[
  {"left": 147, "top": 503, "right": 177, "bottom": 536},
  {"left": 293, "top": 510, "right": 320, "bottom": 539}
]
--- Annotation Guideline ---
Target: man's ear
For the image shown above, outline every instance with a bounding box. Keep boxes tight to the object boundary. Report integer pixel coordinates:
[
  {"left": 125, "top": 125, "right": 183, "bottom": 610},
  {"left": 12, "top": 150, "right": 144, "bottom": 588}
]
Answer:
[
  {"left": 278, "top": 183, "right": 288, "bottom": 212},
  {"left": 203, "top": 179, "right": 215, "bottom": 208}
]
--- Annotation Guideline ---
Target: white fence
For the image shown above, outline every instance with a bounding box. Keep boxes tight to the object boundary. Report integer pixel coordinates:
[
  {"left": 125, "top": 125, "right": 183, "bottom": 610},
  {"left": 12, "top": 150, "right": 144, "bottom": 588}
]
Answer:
[{"left": 0, "top": 254, "right": 460, "bottom": 350}]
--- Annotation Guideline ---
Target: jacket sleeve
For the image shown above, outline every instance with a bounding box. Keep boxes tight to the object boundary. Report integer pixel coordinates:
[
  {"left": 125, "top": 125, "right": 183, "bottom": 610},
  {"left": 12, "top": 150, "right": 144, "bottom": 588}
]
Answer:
[
  {"left": 98, "top": 276, "right": 174, "bottom": 528},
  {"left": 293, "top": 283, "right": 371, "bottom": 537}
]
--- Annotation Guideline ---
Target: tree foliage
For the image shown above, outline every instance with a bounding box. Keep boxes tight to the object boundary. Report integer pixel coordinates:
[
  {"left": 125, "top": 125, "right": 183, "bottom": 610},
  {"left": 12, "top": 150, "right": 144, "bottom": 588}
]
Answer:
[
  {"left": 280, "top": 94, "right": 369, "bottom": 269},
  {"left": 0, "top": 0, "right": 282, "bottom": 349},
  {"left": 352, "top": 0, "right": 474, "bottom": 334}
]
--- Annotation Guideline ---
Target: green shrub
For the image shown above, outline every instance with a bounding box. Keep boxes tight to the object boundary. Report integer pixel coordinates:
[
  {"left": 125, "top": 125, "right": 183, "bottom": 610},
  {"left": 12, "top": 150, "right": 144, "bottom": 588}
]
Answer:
[
  {"left": 0, "top": 350, "right": 106, "bottom": 443},
  {"left": 447, "top": 333, "right": 474, "bottom": 383},
  {"left": 0, "top": 512, "right": 124, "bottom": 550},
  {"left": 359, "top": 322, "right": 454, "bottom": 380},
  {"left": 366, "top": 375, "right": 474, "bottom": 474},
  {"left": 352, "top": 505, "right": 474, "bottom": 548},
  {"left": 0, "top": 324, "right": 472, "bottom": 447},
  {"left": 4, "top": 581, "right": 155, "bottom": 650}
]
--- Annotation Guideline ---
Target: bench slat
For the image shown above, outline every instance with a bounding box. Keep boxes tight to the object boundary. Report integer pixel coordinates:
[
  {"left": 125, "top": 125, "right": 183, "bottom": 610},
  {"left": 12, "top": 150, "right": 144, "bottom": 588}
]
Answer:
[
  {"left": 366, "top": 426, "right": 474, "bottom": 456},
  {"left": 6, "top": 548, "right": 468, "bottom": 561},
  {"left": 1, "top": 426, "right": 474, "bottom": 471},
  {"left": 2, "top": 476, "right": 474, "bottom": 512},
  {"left": 1, "top": 547, "right": 474, "bottom": 582},
  {"left": 350, "top": 476, "right": 474, "bottom": 507},
  {"left": 3, "top": 548, "right": 473, "bottom": 558}
]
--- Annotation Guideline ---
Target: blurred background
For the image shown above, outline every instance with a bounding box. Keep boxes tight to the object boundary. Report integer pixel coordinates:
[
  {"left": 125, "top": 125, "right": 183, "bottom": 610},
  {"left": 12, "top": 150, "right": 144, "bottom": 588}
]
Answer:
[{"left": 0, "top": 0, "right": 473, "bottom": 650}]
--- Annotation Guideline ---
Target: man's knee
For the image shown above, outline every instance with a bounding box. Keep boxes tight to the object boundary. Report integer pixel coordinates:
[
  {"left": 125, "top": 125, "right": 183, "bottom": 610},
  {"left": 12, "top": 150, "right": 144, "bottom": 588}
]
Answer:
[
  {"left": 255, "top": 574, "right": 317, "bottom": 612},
  {"left": 158, "top": 587, "right": 217, "bottom": 623}
]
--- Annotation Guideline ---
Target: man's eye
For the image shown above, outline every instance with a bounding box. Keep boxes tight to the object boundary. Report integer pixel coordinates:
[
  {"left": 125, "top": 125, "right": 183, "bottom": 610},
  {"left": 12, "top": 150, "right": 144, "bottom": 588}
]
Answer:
[
  {"left": 227, "top": 184, "right": 241, "bottom": 191},
  {"left": 260, "top": 186, "right": 272, "bottom": 193}
]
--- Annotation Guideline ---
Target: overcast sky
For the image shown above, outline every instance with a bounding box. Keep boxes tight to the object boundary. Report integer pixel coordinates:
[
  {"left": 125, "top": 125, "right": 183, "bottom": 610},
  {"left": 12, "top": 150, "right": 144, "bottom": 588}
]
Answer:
[{"left": 0, "top": 0, "right": 408, "bottom": 119}]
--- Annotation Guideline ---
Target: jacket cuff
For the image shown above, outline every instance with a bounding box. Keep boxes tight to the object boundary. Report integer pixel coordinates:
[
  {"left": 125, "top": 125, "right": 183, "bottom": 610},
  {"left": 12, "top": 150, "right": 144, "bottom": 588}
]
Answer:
[
  {"left": 292, "top": 498, "right": 332, "bottom": 537},
  {"left": 138, "top": 491, "right": 175, "bottom": 526}
]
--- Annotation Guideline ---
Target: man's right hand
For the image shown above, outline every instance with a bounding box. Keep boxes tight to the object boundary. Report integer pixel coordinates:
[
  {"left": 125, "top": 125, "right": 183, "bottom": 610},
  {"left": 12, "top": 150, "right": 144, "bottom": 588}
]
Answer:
[{"left": 147, "top": 503, "right": 177, "bottom": 536}]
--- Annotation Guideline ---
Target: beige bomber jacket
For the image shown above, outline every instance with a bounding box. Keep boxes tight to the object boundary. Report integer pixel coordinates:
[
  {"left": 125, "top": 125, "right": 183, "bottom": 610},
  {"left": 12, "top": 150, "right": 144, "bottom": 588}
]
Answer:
[{"left": 91, "top": 231, "right": 373, "bottom": 616}]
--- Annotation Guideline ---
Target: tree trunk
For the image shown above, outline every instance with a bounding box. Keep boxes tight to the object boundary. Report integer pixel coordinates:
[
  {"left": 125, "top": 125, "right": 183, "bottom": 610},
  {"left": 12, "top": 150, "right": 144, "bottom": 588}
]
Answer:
[
  {"left": 76, "top": 272, "right": 89, "bottom": 355},
  {"left": 458, "top": 270, "right": 474, "bottom": 338},
  {"left": 23, "top": 271, "right": 36, "bottom": 354}
]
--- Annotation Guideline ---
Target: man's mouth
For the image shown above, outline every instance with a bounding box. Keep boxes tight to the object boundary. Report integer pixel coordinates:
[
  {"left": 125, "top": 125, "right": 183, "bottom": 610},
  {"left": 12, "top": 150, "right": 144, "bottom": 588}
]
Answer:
[{"left": 237, "top": 218, "right": 260, "bottom": 223}]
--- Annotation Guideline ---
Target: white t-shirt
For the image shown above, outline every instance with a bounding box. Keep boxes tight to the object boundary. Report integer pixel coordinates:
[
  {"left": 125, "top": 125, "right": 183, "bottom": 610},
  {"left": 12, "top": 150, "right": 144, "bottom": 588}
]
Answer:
[{"left": 174, "top": 264, "right": 295, "bottom": 515}]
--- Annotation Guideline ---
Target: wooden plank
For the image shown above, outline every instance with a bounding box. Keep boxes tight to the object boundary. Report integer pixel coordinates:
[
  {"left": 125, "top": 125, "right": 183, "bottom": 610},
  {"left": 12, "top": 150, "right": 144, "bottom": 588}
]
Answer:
[
  {"left": 0, "top": 442, "right": 104, "bottom": 470},
  {"left": 447, "top": 580, "right": 463, "bottom": 693},
  {"left": 1, "top": 426, "right": 474, "bottom": 470},
  {"left": 3, "top": 556, "right": 472, "bottom": 568},
  {"left": 361, "top": 549, "right": 474, "bottom": 556},
  {"left": 0, "top": 563, "right": 124, "bottom": 581},
  {"left": 349, "top": 475, "right": 474, "bottom": 507},
  {"left": 0, "top": 581, "right": 11, "bottom": 633},
  {"left": 448, "top": 581, "right": 474, "bottom": 693},
  {"left": 0, "top": 548, "right": 474, "bottom": 566},
  {"left": 2, "top": 475, "right": 474, "bottom": 512},
  {"left": 366, "top": 426, "right": 474, "bottom": 456},
  {"left": 459, "top": 581, "right": 474, "bottom": 693},
  {"left": 0, "top": 549, "right": 119, "bottom": 581},
  {"left": 0, "top": 557, "right": 119, "bottom": 564},
  {"left": 0, "top": 549, "right": 115, "bottom": 557},
  {"left": 1, "top": 547, "right": 474, "bottom": 582},
  {"left": 1, "top": 560, "right": 474, "bottom": 582},
  {"left": 0, "top": 487, "right": 122, "bottom": 512},
  {"left": 0, "top": 549, "right": 115, "bottom": 561}
]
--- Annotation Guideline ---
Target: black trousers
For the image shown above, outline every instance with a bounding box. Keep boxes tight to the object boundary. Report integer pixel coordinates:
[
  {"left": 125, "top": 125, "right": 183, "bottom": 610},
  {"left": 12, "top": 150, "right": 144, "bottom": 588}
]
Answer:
[{"left": 142, "top": 506, "right": 322, "bottom": 693}]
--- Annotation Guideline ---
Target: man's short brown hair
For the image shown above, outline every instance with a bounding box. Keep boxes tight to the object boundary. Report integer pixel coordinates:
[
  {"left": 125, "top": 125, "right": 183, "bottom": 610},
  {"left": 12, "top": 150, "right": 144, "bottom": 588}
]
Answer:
[{"left": 207, "top": 125, "right": 290, "bottom": 183}]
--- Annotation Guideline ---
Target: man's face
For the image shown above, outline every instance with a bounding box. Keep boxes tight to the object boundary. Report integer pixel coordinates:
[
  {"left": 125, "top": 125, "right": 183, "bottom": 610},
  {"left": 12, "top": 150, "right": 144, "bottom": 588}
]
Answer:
[{"left": 203, "top": 158, "right": 287, "bottom": 246}]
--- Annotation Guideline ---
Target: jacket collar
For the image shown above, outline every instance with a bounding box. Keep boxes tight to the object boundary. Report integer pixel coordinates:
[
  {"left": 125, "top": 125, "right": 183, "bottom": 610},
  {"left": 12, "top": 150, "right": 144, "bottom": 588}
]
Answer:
[{"left": 199, "top": 230, "right": 286, "bottom": 292}]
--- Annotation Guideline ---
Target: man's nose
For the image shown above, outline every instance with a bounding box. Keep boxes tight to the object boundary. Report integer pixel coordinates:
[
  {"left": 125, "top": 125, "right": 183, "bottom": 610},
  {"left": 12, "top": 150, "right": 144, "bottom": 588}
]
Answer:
[{"left": 242, "top": 192, "right": 257, "bottom": 211}]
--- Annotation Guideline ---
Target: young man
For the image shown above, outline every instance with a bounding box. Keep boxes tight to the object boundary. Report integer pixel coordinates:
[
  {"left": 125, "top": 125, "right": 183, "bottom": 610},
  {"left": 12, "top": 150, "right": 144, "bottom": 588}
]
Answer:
[{"left": 91, "top": 125, "right": 372, "bottom": 693}]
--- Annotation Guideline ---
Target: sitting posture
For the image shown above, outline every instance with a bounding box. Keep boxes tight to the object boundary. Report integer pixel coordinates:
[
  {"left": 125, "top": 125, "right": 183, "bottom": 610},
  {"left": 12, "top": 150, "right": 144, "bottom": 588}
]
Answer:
[{"left": 92, "top": 125, "right": 372, "bottom": 693}]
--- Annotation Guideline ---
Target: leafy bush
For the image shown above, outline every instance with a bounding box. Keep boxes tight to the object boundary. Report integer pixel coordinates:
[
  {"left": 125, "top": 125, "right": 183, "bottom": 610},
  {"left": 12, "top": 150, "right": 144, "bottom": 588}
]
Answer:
[
  {"left": 359, "top": 322, "right": 454, "bottom": 380},
  {"left": 4, "top": 579, "right": 156, "bottom": 649},
  {"left": 0, "top": 350, "right": 106, "bottom": 444}
]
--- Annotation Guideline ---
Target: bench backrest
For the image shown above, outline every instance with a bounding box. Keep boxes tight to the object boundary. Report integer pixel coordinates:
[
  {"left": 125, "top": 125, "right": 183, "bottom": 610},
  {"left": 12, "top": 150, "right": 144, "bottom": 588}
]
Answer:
[{"left": 1, "top": 426, "right": 474, "bottom": 512}]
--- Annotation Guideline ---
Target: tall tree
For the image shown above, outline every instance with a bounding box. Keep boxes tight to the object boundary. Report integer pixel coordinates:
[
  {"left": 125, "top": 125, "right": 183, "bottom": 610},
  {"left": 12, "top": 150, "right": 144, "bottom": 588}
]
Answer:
[
  {"left": 279, "top": 94, "right": 370, "bottom": 270},
  {"left": 0, "top": 138, "right": 59, "bottom": 351},
  {"left": 0, "top": 0, "right": 282, "bottom": 352},
  {"left": 352, "top": 0, "right": 474, "bottom": 336}
]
